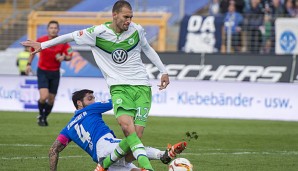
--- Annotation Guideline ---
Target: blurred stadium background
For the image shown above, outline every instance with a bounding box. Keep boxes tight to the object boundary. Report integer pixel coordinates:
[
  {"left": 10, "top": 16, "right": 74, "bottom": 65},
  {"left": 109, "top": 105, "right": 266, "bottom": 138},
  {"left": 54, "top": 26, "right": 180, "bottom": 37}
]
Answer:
[{"left": 0, "top": 0, "right": 298, "bottom": 170}]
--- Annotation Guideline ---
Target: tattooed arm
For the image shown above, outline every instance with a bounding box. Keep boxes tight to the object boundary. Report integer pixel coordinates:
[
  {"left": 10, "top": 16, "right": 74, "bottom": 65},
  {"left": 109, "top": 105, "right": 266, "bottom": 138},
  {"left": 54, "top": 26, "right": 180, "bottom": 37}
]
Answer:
[{"left": 49, "top": 140, "right": 67, "bottom": 171}]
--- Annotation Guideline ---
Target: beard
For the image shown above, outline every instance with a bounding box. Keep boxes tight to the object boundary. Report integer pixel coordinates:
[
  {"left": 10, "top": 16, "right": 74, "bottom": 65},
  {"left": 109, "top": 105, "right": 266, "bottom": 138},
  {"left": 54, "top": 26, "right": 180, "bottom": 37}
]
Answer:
[{"left": 82, "top": 102, "right": 88, "bottom": 108}]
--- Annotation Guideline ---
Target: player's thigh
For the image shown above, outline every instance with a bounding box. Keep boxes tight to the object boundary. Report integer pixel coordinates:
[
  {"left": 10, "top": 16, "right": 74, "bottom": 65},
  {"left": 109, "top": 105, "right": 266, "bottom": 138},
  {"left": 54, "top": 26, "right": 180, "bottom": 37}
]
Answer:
[
  {"left": 134, "top": 86, "right": 152, "bottom": 128},
  {"left": 110, "top": 85, "right": 152, "bottom": 127},
  {"left": 110, "top": 85, "right": 136, "bottom": 118}
]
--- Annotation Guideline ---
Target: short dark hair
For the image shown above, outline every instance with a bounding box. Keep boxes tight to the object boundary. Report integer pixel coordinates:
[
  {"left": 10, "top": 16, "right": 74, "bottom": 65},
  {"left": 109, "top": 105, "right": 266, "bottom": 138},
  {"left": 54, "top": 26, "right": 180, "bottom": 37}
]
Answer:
[
  {"left": 112, "top": 0, "right": 132, "bottom": 13},
  {"left": 72, "top": 89, "right": 94, "bottom": 109},
  {"left": 47, "top": 20, "right": 59, "bottom": 29}
]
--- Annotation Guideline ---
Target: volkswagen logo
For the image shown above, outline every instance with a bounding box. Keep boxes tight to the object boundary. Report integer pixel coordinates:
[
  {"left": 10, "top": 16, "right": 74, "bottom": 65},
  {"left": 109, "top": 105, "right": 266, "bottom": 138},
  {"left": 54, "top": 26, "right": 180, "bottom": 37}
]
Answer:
[{"left": 111, "top": 49, "right": 128, "bottom": 64}]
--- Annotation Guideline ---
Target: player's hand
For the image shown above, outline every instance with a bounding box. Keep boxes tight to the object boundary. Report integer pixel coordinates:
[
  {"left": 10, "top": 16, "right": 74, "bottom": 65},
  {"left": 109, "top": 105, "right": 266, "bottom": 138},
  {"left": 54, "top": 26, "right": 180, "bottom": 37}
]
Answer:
[
  {"left": 158, "top": 74, "right": 169, "bottom": 90},
  {"left": 26, "top": 65, "right": 32, "bottom": 75},
  {"left": 20, "top": 40, "right": 41, "bottom": 55}
]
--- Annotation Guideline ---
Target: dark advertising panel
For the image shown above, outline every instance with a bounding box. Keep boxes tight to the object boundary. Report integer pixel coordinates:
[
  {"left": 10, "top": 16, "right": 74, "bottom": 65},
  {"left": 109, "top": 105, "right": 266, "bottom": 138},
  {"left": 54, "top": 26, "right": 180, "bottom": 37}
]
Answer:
[
  {"left": 141, "top": 53, "right": 293, "bottom": 83},
  {"left": 77, "top": 50, "right": 294, "bottom": 83}
]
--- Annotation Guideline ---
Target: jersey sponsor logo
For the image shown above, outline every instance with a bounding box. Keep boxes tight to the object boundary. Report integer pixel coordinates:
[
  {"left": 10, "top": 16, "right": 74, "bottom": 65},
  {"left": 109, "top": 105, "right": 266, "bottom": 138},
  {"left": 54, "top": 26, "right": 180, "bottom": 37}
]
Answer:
[
  {"left": 146, "top": 64, "right": 287, "bottom": 82},
  {"left": 111, "top": 49, "right": 128, "bottom": 64},
  {"left": 79, "top": 30, "right": 83, "bottom": 36}
]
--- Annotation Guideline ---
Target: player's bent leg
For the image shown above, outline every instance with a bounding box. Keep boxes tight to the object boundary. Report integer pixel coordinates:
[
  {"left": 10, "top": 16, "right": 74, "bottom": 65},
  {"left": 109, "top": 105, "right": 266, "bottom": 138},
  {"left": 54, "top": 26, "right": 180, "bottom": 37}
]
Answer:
[
  {"left": 126, "top": 132, "right": 153, "bottom": 170},
  {"left": 102, "top": 138, "right": 130, "bottom": 169},
  {"left": 97, "top": 133, "right": 127, "bottom": 166},
  {"left": 116, "top": 115, "right": 153, "bottom": 170},
  {"left": 160, "top": 141, "right": 187, "bottom": 164}
]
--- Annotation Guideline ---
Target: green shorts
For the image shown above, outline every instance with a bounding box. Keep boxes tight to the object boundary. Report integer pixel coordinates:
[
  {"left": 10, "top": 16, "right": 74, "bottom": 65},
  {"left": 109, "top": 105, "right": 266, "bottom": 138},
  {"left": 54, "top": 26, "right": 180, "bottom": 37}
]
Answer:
[{"left": 110, "top": 85, "right": 152, "bottom": 127}]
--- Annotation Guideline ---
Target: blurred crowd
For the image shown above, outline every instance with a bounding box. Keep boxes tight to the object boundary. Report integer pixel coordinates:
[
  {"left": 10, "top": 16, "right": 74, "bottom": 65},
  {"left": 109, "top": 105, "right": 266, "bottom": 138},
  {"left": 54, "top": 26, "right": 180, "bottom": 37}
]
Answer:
[{"left": 208, "top": 0, "right": 298, "bottom": 53}]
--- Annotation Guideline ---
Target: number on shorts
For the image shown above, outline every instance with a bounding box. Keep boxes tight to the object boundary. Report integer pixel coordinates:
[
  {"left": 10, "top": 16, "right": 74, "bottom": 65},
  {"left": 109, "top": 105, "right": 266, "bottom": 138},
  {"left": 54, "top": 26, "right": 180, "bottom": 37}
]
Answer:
[{"left": 136, "top": 107, "right": 149, "bottom": 119}]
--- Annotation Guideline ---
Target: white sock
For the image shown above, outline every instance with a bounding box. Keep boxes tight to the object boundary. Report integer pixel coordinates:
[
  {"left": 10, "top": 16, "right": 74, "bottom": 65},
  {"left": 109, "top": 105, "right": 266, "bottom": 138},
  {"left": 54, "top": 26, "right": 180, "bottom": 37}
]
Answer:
[{"left": 144, "top": 147, "right": 165, "bottom": 160}]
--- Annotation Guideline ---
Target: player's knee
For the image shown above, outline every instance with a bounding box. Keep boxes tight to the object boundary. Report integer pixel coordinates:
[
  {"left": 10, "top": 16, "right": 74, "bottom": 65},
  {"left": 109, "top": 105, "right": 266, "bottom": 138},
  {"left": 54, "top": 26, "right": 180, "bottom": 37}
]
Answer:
[
  {"left": 39, "top": 94, "right": 49, "bottom": 102},
  {"left": 119, "top": 123, "right": 134, "bottom": 136},
  {"left": 39, "top": 98, "right": 47, "bottom": 103}
]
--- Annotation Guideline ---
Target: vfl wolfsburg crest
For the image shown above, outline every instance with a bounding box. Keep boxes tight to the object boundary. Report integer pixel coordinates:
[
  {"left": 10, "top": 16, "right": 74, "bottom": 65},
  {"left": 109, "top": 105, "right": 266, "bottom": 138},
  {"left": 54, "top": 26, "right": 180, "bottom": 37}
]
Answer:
[
  {"left": 128, "top": 38, "right": 135, "bottom": 45},
  {"left": 112, "top": 49, "right": 128, "bottom": 64}
]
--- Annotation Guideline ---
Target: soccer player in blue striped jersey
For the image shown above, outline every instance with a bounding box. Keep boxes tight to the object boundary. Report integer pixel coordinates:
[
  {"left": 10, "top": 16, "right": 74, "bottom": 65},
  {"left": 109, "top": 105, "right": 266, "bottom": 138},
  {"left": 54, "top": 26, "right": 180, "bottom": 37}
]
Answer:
[{"left": 49, "top": 89, "right": 186, "bottom": 171}]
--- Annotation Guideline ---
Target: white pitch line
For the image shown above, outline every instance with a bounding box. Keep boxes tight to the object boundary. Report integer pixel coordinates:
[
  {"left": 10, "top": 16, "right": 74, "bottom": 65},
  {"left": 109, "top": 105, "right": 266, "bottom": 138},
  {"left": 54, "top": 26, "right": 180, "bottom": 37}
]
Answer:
[
  {"left": 1, "top": 155, "right": 88, "bottom": 160},
  {"left": 180, "top": 151, "right": 298, "bottom": 156},
  {"left": 2, "top": 151, "right": 298, "bottom": 161},
  {"left": 0, "top": 144, "right": 250, "bottom": 151},
  {"left": 0, "top": 144, "right": 77, "bottom": 147}
]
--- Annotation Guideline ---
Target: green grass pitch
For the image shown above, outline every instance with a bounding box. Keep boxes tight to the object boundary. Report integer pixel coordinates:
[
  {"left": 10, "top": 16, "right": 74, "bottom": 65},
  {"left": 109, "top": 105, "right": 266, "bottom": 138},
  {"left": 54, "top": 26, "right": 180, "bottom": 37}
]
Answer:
[{"left": 0, "top": 111, "right": 298, "bottom": 171}]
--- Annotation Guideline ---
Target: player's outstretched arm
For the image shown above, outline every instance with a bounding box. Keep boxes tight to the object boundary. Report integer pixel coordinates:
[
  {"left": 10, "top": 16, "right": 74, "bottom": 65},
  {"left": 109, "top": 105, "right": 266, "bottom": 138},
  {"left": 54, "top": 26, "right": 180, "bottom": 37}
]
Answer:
[
  {"left": 21, "top": 33, "right": 74, "bottom": 55},
  {"left": 21, "top": 40, "right": 41, "bottom": 55},
  {"left": 49, "top": 140, "right": 66, "bottom": 171}
]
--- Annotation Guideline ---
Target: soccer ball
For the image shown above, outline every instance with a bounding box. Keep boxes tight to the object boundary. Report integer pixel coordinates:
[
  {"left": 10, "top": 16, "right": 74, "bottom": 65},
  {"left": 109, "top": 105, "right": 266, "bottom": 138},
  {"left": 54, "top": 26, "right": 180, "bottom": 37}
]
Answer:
[{"left": 168, "top": 158, "right": 193, "bottom": 171}]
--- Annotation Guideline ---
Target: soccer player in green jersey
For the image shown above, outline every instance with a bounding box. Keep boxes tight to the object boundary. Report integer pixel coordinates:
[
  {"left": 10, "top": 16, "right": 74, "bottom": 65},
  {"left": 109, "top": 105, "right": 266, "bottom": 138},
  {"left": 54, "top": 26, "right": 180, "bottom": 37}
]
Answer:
[{"left": 22, "top": 1, "right": 169, "bottom": 170}]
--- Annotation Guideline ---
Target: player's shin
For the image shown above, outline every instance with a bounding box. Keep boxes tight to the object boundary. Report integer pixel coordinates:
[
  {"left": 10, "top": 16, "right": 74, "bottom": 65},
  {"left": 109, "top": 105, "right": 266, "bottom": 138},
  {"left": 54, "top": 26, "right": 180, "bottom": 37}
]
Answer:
[
  {"left": 127, "top": 132, "right": 154, "bottom": 171},
  {"left": 45, "top": 102, "right": 53, "bottom": 117}
]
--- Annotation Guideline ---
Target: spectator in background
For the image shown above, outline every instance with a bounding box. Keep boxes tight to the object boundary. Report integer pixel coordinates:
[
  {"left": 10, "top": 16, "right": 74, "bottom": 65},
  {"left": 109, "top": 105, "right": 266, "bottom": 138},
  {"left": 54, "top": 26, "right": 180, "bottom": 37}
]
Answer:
[
  {"left": 266, "top": 0, "right": 286, "bottom": 53},
  {"left": 220, "top": 0, "right": 246, "bottom": 14},
  {"left": 224, "top": 1, "right": 244, "bottom": 52},
  {"left": 260, "top": 14, "right": 272, "bottom": 53},
  {"left": 245, "top": 0, "right": 264, "bottom": 53},
  {"left": 271, "top": 0, "right": 285, "bottom": 18},
  {"left": 26, "top": 20, "right": 73, "bottom": 127},
  {"left": 284, "top": 0, "right": 298, "bottom": 17},
  {"left": 16, "top": 47, "right": 30, "bottom": 76},
  {"left": 209, "top": 0, "right": 221, "bottom": 16}
]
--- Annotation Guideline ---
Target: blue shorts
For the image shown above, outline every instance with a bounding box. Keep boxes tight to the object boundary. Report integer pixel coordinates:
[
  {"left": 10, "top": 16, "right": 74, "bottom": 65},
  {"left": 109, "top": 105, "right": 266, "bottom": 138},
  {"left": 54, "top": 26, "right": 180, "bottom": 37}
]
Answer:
[{"left": 37, "top": 68, "right": 60, "bottom": 94}]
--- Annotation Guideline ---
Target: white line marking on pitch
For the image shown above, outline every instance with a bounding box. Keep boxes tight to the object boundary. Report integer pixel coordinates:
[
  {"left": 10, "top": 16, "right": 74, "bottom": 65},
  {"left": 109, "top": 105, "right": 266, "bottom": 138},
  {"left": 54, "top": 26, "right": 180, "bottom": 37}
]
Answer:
[
  {"left": 0, "top": 144, "right": 254, "bottom": 151},
  {"left": 1, "top": 155, "right": 88, "bottom": 160},
  {"left": 2, "top": 151, "right": 298, "bottom": 161},
  {"left": 0, "top": 144, "right": 77, "bottom": 147},
  {"left": 181, "top": 151, "right": 298, "bottom": 156}
]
